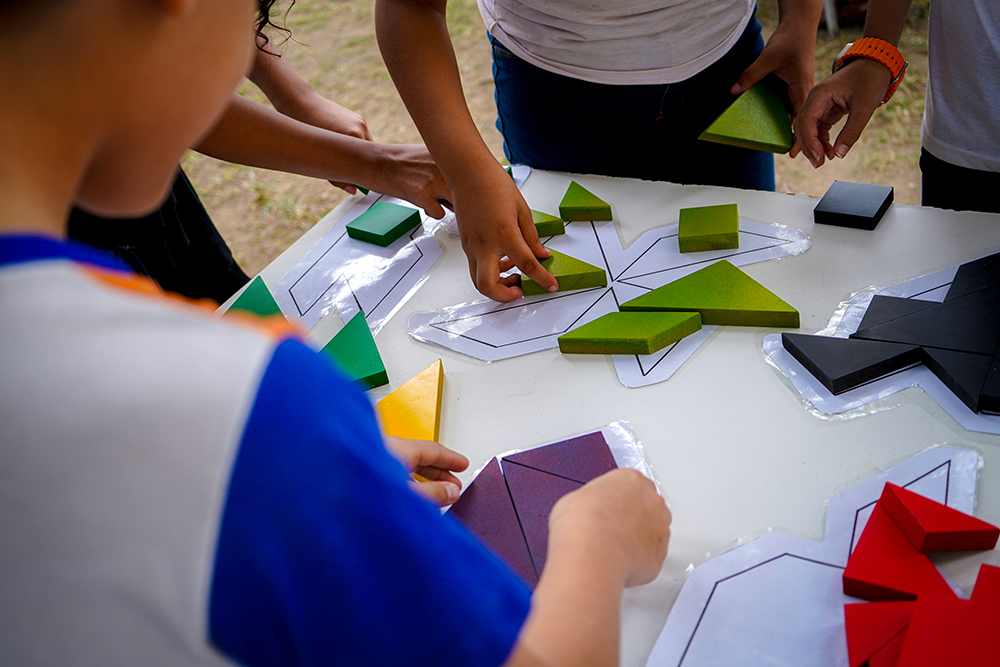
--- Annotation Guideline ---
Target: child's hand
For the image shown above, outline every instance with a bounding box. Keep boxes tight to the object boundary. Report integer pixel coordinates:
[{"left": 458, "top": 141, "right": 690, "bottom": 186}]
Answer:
[
  {"left": 366, "top": 143, "right": 453, "bottom": 219},
  {"left": 383, "top": 436, "right": 469, "bottom": 506}
]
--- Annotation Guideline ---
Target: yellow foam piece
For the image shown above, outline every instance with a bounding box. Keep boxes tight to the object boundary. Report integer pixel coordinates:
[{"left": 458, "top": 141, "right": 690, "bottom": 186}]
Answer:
[{"left": 375, "top": 359, "right": 444, "bottom": 441}]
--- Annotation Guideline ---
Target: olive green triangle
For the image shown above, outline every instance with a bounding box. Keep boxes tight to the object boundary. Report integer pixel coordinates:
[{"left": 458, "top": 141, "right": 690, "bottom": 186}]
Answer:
[
  {"left": 531, "top": 209, "right": 565, "bottom": 236},
  {"left": 620, "top": 260, "right": 799, "bottom": 327},
  {"left": 699, "top": 76, "right": 793, "bottom": 154},
  {"left": 228, "top": 276, "right": 282, "bottom": 317},
  {"left": 321, "top": 311, "right": 389, "bottom": 389},
  {"left": 521, "top": 248, "right": 608, "bottom": 296},
  {"left": 559, "top": 181, "right": 613, "bottom": 221}
]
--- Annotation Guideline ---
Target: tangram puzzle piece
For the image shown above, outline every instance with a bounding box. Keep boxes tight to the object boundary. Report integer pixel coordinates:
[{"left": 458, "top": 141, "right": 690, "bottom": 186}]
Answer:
[
  {"left": 531, "top": 209, "right": 565, "bottom": 237},
  {"left": 842, "top": 503, "right": 953, "bottom": 601},
  {"left": 557, "top": 311, "right": 702, "bottom": 355},
  {"left": 867, "top": 630, "right": 908, "bottom": 667},
  {"left": 503, "top": 431, "right": 617, "bottom": 484},
  {"left": 698, "top": 75, "right": 793, "bottom": 154},
  {"left": 321, "top": 311, "right": 388, "bottom": 389},
  {"left": 813, "top": 181, "right": 894, "bottom": 231},
  {"left": 228, "top": 276, "right": 282, "bottom": 317},
  {"left": 375, "top": 359, "right": 444, "bottom": 441},
  {"left": 345, "top": 200, "right": 421, "bottom": 247},
  {"left": 558, "top": 181, "right": 613, "bottom": 221},
  {"left": 844, "top": 601, "right": 915, "bottom": 667},
  {"left": 781, "top": 334, "right": 921, "bottom": 395},
  {"left": 520, "top": 248, "right": 608, "bottom": 296},
  {"left": 447, "top": 458, "right": 538, "bottom": 587},
  {"left": 919, "top": 347, "right": 993, "bottom": 413},
  {"left": 979, "top": 354, "right": 1000, "bottom": 414},
  {"left": 945, "top": 251, "right": 1000, "bottom": 301},
  {"left": 621, "top": 260, "right": 799, "bottom": 327},
  {"left": 880, "top": 482, "right": 1000, "bottom": 552},
  {"left": 856, "top": 296, "right": 936, "bottom": 332},
  {"left": 677, "top": 203, "right": 739, "bottom": 253}
]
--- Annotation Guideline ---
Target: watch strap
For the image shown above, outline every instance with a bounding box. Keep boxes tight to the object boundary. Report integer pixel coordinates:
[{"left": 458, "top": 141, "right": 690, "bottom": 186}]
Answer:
[{"left": 834, "top": 37, "right": 907, "bottom": 105}]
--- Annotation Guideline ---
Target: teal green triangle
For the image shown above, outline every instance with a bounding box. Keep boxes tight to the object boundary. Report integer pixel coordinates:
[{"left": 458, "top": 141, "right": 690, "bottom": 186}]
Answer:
[
  {"left": 521, "top": 248, "right": 607, "bottom": 296},
  {"left": 558, "top": 311, "right": 702, "bottom": 355},
  {"left": 322, "top": 311, "right": 388, "bottom": 389},
  {"left": 559, "top": 181, "right": 613, "bottom": 221},
  {"left": 620, "top": 260, "right": 799, "bottom": 327},
  {"left": 699, "top": 76, "right": 793, "bottom": 154},
  {"left": 228, "top": 276, "right": 282, "bottom": 317},
  {"left": 531, "top": 209, "right": 565, "bottom": 237}
]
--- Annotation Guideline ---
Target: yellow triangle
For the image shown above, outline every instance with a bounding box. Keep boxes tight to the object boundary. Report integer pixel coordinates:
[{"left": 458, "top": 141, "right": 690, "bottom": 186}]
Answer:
[{"left": 375, "top": 359, "right": 444, "bottom": 441}]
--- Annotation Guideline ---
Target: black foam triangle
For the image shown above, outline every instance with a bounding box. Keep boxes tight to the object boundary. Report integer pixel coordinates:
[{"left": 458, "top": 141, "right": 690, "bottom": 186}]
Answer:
[
  {"left": 857, "top": 295, "right": 936, "bottom": 331},
  {"left": 945, "top": 251, "right": 1000, "bottom": 301},
  {"left": 919, "top": 347, "right": 993, "bottom": 412},
  {"left": 782, "top": 333, "right": 921, "bottom": 395}
]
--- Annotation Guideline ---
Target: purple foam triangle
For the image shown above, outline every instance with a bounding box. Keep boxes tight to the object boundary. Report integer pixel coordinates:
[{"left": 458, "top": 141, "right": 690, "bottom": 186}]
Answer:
[
  {"left": 503, "top": 461, "right": 584, "bottom": 577},
  {"left": 503, "top": 431, "right": 617, "bottom": 484},
  {"left": 448, "top": 458, "right": 537, "bottom": 587}
]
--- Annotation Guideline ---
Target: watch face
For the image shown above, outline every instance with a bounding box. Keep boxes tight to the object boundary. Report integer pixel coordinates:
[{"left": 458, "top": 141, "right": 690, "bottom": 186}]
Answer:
[{"left": 833, "top": 42, "right": 854, "bottom": 73}]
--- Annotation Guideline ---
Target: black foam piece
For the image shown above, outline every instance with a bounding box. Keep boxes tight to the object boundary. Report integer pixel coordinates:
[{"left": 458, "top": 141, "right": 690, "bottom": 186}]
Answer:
[
  {"left": 919, "top": 347, "right": 993, "bottom": 412},
  {"left": 945, "top": 251, "right": 1000, "bottom": 301},
  {"left": 979, "top": 351, "right": 1000, "bottom": 415},
  {"left": 813, "top": 181, "right": 894, "bottom": 231},
  {"left": 856, "top": 295, "right": 937, "bottom": 332},
  {"left": 782, "top": 333, "right": 921, "bottom": 395}
]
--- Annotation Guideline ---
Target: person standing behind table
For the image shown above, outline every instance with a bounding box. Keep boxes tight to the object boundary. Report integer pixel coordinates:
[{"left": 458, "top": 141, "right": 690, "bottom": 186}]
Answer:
[
  {"left": 794, "top": 0, "right": 1000, "bottom": 214},
  {"left": 374, "top": 0, "right": 825, "bottom": 303}
]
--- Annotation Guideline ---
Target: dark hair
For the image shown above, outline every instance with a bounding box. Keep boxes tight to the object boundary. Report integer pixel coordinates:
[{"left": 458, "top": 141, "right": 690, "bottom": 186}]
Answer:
[{"left": 256, "top": 0, "right": 295, "bottom": 54}]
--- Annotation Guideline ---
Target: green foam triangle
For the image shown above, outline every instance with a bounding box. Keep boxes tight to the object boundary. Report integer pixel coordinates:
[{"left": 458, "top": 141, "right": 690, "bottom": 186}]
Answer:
[
  {"left": 559, "top": 181, "right": 613, "bottom": 221},
  {"left": 531, "top": 209, "right": 565, "bottom": 237},
  {"left": 699, "top": 76, "right": 793, "bottom": 154},
  {"left": 620, "top": 260, "right": 799, "bottom": 327},
  {"left": 558, "top": 311, "right": 702, "bottom": 355},
  {"left": 322, "top": 311, "right": 389, "bottom": 389},
  {"left": 228, "top": 276, "right": 282, "bottom": 317},
  {"left": 521, "top": 248, "right": 608, "bottom": 296}
]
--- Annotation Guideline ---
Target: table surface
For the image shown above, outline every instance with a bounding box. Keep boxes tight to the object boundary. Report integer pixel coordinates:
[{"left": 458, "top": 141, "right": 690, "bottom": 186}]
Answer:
[{"left": 241, "top": 170, "right": 1000, "bottom": 666}]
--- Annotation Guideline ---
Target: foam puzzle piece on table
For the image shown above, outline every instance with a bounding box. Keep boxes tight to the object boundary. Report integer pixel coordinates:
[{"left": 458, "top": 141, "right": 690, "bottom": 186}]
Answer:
[
  {"left": 557, "top": 311, "right": 702, "bottom": 355},
  {"left": 918, "top": 347, "right": 993, "bottom": 412},
  {"left": 321, "top": 311, "right": 388, "bottom": 389},
  {"left": 844, "top": 601, "right": 915, "bottom": 667},
  {"left": 345, "top": 200, "right": 421, "bottom": 247},
  {"left": 621, "top": 260, "right": 799, "bottom": 327},
  {"left": 978, "top": 352, "right": 1000, "bottom": 414},
  {"left": 678, "top": 204, "right": 739, "bottom": 253},
  {"left": 531, "top": 209, "right": 565, "bottom": 237},
  {"left": 558, "top": 181, "right": 613, "bottom": 221},
  {"left": 447, "top": 458, "right": 538, "bottom": 587},
  {"left": 880, "top": 483, "right": 999, "bottom": 553},
  {"left": 843, "top": 503, "right": 954, "bottom": 601},
  {"left": 520, "top": 248, "right": 608, "bottom": 296},
  {"left": 857, "top": 295, "right": 937, "bottom": 332},
  {"left": 813, "top": 181, "right": 894, "bottom": 231},
  {"left": 867, "top": 629, "right": 908, "bottom": 667},
  {"left": 698, "top": 75, "right": 793, "bottom": 153},
  {"left": 228, "top": 276, "right": 282, "bottom": 317},
  {"left": 781, "top": 333, "right": 921, "bottom": 395},
  {"left": 503, "top": 431, "right": 617, "bottom": 484},
  {"left": 503, "top": 460, "right": 584, "bottom": 577},
  {"left": 375, "top": 359, "right": 444, "bottom": 441},
  {"left": 970, "top": 562, "right": 1000, "bottom": 602},
  {"left": 944, "top": 250, "right": 1000, "bottom": 301}
]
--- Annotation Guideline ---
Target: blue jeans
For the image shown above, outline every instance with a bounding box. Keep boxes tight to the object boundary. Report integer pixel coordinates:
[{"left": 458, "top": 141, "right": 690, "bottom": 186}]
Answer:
[{"left": 491, "top": 12, "right": 775, "bottom": 191}]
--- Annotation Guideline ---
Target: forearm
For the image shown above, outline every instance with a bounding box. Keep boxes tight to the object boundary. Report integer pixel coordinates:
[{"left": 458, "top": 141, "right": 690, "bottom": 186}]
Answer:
[
  {"left": 249, "top": 49, "right": 329, "bottom": 126},
  {"left": 861, "top": 0, "right": 912, "bottom": 45}
]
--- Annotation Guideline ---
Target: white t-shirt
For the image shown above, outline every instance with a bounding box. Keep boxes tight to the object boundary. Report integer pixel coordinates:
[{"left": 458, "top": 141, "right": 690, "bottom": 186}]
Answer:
[
  {"left": 478, "top": 0, "right": 756, "bottom": 85},
  {"left": 921, "top": 0, "right": 1000, "bottom": 172}
]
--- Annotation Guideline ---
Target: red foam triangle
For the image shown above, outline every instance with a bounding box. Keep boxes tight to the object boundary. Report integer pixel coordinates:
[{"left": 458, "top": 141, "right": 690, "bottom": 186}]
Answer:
[
  {"left": 844, "top": 601, "right": 915, "bottom": 667},
  {"left": 881, "top": 483, "right": 1000, "bottom": 552},
  {"left": 843, "top": 504, "right": 954, "bottom": 601},
  {"left": 970, "top": 563, "right": 1000, "bottom": 606},
  {"left": 867, "top": 628, "right": 908, "bottom": 667},
  {"left": 895, "top": 582, "right": 1000, "bottom": 667}
]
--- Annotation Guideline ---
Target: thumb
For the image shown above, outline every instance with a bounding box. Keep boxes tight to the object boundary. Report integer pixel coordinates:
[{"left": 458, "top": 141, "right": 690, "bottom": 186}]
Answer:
[
  {"left": 410, "top": 479, "right": 461, "bottom": 507},
  {"left": 731, "top": 56, "right": 772, "bottom": 95}
]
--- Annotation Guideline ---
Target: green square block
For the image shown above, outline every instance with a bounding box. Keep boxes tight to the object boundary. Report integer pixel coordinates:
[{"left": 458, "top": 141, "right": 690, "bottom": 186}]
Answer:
[
  {"left": 559, "top": 181, "right": 613, "bottom": 221},
  {"left": 346, "top": 201, "right": 421, "bottom": 247},
  {"left": 620, "top": 260, "right": 799, "bottom": 328},
  {"left": 698, "top": 75, "right": 793, "bottom": 154},
  {"left": 321, "top": 311, "right": 389, "bottom": 389},
  {"left": 678, "top": 203, "right": 740, "bottom": 253},
  {"left": 520, "top": 249, "right": 608, "bottom": 296},
  {"left": 227, "top": 276, "right": 282, "bottom": 317},
  {"left": 531, "top": 209, "right": 565, "bottom": 237},
  {"left": 558, "top": 311, "right": 702, "bottom": 355}
]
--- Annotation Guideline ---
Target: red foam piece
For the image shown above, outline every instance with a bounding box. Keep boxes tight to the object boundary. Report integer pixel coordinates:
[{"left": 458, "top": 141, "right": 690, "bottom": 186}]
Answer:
[
  {"left": 502, "top": 431, "right": 617, "bottom": 484},
  {"left": 868, "top": 629, "right": 907, "bottom": 667},
  {"left": 881, "top": 482, "right": 1000, "bottom": 552},
  {"left": 844, "top": 601, "right": 915, "bottom": 667},
  {"left": 843, "top": 504, "right": 954, "bottom": 601},
  {"left": 970, "top": 563, "right": 1000, "bottom": 604}
]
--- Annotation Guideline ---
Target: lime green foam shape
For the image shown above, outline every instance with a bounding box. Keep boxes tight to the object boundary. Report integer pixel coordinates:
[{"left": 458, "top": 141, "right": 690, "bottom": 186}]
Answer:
[
  {"left": 228, "top": 276, "right": 282, "bottom": 317},
  {"left": 531, "top": 209, "right": 566, "bottom": 237},
  {"left": 322, "top": 311, "right": 389, "bottom": 389},
  {"left": 559, "top": 181, "right": 613, "bottom": 221},
  {"left": 520, "top": 248, "right": 608, "bottom": 296},
  {"left": 558, "top": 311, "right": 702, "bottom": 355},
  {"left": 346, "top": 201, "right": 421, "bottom": 247},
  {"left": 698, "top": 76, "right": 793, "bottom": 154},
  {"left": 620, "top": 260, "right": 799, "bottom": 327},
  {"left": 678, "top": 203, "right": 739, "bottom": 253}
]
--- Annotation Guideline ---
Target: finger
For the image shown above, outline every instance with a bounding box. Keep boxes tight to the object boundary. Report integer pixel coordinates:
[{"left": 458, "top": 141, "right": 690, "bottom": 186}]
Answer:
[
  {"left": 413, "top": 467, "right": 463, "bottom": 489},
  {"left": 510, "top": 248, "right": 557, "bottom": 294},
  {"left": 832, "top": 104, "right": 877, "bottom": 159},
  {"left": 330, "top": 181, "right": 357, "bottom": 194},
  {"left": 730, "top": 52, "right": 774, "bottom": 95},
  {"left": 403, "top": 438, "right": 470, "bottom": 473},
  {"left": 500, "top": 273, "right": 521, "bottom": 288},
  {"left": 421, "top": 198, "right": 446, "bottom": 219},
  {"left": 474, "top": 255, "right": 521, "bottom": 302},
  {"left": 409, "top": 479, "right": 461, "bottom": 507},
  {"left": 793, "top": 97, "right": 833, "bottom": 168}
]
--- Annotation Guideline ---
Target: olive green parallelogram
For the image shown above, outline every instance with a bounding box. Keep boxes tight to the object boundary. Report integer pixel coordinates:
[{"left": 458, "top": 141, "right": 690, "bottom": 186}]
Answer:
[
  {"left": 558, "top": 312, "right": 702, "bottom": 355},
  {"left": 531, "top": 209, "right": 566, "bottom": 237},
  {"left": 345, "top": 201, "right": 421, "bottom": 247},
  {"left": 559, "top": 181, "right": 613, "bottom": 221},
  {"left": 678, "top": 203, "right": 739, "bottom": 252},
  {"left": 698, "top": 76, "right": 793, "bottom": 154},
  {"left": 321, "top": 311, "right": 389, "bottom": 389},
  {"left": 520, "top": 248, "right": 608, "bottom": 296}
]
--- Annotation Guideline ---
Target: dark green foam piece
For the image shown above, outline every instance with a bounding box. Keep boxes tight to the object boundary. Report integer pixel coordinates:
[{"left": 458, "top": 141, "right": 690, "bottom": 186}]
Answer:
[
  {"left": 228, "top": 276, "right": 282, "bottom": 317},
  {"left": 354, "top": 185, "right": 370, "bottom": 195},
  {"left": 321, "top": 311, "right": 388, "bottom": 389},
  {"left": 531, "top": 210, "right": 565, "bottom": 237},
  {"left": 505, "top": 166, "right": 514, "bottom": 178},
  {"left": 558, "top": 312, "right": 702, "bottom": 355},
  {"left": 678, "top": 204, "right": 739, "bottom": 253},
  {"left": 621, "top": 260, "right": 799, "bottom": 327},
  {"left": 520, "top": 249, "right": 607, "bottom": 296},
  {"left": 699, "top": 76, "right": 793, "bottom": 154},
  {"left": 345, "top": 201, "right": 420, "bottom": 247},
  {"left": 558, "top": 181, "right": 613, "bottom": 221}
]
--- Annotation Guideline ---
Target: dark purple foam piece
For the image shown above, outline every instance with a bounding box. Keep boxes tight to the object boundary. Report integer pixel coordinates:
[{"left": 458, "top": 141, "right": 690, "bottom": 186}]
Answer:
[
  {"left": 448, "top": 458, "right": 537, "bottom": 587},
  {"left": 503, "top": 461, "right": 584, "bottom": 577},
  {"left": 502, "top": 431, "right": 617, "bottom": 484}
]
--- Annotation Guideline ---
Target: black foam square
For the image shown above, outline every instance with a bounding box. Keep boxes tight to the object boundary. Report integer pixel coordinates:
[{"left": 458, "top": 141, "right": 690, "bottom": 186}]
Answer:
[{"left": 813, "top": 181, "right": 894, "bottom": 231}]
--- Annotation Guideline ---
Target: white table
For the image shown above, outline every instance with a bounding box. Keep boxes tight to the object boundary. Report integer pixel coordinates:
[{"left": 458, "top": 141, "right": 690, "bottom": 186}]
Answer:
[{"left": 238, "top": 170, "right": 1000, "bottom": 666}]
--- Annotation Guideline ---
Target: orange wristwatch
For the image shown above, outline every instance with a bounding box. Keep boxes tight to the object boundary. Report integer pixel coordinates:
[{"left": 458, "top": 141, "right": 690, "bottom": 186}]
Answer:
[{"left": 833, "top": 37, "right": 907, "bottom": 105}]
